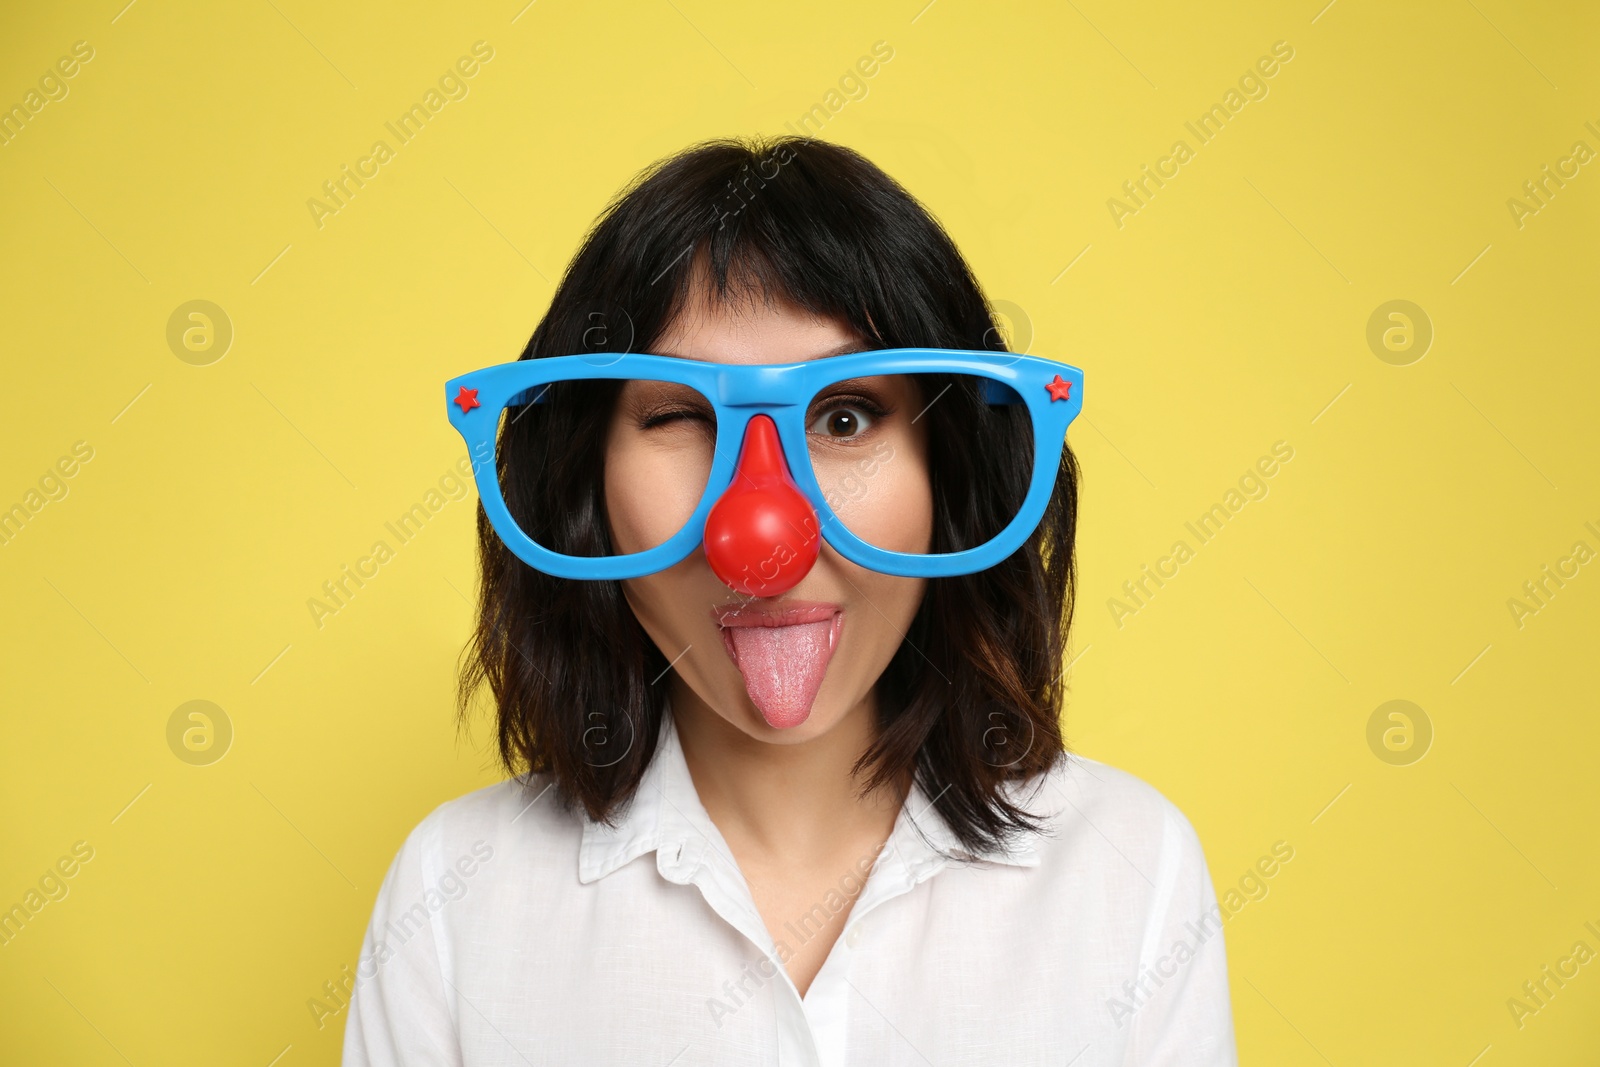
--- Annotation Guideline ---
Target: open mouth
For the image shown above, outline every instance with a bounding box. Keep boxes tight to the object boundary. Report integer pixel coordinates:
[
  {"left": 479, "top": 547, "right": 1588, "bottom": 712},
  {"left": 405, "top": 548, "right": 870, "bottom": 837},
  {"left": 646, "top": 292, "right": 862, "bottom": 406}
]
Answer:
[{"left": 711, "top": 601, "right": 844, "bottom": 730}]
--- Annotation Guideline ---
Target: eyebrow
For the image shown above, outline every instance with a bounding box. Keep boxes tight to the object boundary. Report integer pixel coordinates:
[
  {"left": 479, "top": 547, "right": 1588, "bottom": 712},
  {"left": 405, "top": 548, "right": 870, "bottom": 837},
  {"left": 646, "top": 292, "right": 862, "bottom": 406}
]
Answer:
[{"left": 654, "top": 339, "right": 868, "bottom": 361}]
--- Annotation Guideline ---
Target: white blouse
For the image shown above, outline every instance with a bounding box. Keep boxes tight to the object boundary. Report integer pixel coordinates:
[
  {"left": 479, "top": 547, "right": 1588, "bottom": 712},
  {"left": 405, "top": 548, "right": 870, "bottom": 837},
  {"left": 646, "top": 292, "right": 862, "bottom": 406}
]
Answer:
[{"left": 342, "top": 710, "right": 1238, "bottom": 1065}]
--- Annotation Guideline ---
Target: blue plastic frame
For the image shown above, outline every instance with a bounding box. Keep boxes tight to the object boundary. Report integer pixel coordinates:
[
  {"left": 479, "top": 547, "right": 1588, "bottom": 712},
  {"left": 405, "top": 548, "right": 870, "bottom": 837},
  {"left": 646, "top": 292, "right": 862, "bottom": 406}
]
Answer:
[{"left": 445, "top": 348, "right": 1084, "bottom": 580}]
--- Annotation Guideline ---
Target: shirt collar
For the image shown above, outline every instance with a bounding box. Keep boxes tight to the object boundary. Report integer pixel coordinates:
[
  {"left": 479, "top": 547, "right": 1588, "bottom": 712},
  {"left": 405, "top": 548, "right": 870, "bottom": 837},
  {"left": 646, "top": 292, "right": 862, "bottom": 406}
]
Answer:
[{"left": 578, "top": 707, "right": 1041, "bottom": 885}]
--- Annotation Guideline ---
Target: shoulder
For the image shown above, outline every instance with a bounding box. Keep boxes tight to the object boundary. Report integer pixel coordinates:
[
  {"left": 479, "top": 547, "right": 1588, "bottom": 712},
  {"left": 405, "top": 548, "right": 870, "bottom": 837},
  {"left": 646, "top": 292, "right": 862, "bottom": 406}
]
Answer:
[
  {"left": 1018, "top": 757, "right": 1239, "bottom": 1056},
  {"left": 344, "top": 777, "right": 578, "bottom": 1060},
  {"left": 409, "top": 773, "right": 569, "bottom": 839},
  {"left": 372, "top": 774, "right": 580, "bottom": 902},
  {"left": 1007, "top": 752, "right": 1213, "bottom": 894}
]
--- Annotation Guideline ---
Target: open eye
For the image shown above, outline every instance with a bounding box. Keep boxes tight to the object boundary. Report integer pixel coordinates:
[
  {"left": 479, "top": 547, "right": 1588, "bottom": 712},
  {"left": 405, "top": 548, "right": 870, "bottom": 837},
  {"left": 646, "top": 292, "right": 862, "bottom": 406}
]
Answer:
[{"left": 807, "top": 404, "right": 875, "bottom": 440}]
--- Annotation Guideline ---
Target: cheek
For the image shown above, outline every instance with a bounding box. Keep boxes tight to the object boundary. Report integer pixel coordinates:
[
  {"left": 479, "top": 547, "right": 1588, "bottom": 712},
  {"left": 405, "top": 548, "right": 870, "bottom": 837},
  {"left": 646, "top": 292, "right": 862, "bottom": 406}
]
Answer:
[
  {"left": 618, "top": 570, "right": 685, "bottom": 651},
  {"left": 603, "top": 435, "right": 713, "bottom": 555},
  {"left": 823, "top": 446, "right": 934, "bottom": 555}
]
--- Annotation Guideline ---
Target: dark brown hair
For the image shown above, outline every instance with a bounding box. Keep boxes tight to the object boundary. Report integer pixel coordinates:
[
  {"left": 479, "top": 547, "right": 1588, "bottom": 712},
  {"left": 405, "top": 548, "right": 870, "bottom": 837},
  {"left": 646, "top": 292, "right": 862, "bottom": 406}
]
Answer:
[{"left": 457, "top": 134, "right": 1080, "bottom": 858}]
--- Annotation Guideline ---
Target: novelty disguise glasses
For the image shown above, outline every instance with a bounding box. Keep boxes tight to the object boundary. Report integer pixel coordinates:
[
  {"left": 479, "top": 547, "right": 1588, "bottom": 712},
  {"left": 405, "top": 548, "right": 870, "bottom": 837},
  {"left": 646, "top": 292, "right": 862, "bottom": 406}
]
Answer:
[{"left": 445, "top": 348, "right": 1083, "bottom": 596}]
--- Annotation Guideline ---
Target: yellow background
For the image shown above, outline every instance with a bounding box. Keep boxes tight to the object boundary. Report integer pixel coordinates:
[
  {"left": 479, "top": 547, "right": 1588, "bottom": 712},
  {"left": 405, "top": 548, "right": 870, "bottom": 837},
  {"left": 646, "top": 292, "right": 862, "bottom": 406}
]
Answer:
[{"left": 2, "top": 0, "right": 1596, "bottom": 1062}]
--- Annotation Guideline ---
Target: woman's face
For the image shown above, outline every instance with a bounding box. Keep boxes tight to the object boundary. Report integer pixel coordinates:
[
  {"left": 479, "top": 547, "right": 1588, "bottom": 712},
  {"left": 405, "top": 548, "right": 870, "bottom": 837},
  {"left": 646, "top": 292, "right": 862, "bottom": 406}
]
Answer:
[{"left": 603, "top": 284, "right": 932, "bottom": 744}]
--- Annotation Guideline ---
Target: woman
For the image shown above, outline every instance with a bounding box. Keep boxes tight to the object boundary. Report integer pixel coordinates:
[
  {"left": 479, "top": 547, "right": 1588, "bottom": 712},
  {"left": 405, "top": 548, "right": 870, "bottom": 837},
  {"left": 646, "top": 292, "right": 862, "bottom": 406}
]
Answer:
[{"left": 343, "top": 136, "right": 1238, "bottom": 1065}]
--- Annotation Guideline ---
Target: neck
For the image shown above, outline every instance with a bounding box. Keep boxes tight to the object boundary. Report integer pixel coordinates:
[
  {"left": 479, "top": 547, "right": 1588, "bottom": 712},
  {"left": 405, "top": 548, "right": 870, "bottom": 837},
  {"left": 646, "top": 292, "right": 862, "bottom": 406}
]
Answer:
[{"left": 670, "top": 679, "right": 909, "bottom": 867}]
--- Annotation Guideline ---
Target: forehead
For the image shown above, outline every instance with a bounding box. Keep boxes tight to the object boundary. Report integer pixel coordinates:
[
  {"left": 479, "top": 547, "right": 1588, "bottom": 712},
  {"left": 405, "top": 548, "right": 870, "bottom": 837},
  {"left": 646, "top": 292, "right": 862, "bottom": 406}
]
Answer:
[{"left": 650, "top": 281, "right": 866, "bottom": 367}]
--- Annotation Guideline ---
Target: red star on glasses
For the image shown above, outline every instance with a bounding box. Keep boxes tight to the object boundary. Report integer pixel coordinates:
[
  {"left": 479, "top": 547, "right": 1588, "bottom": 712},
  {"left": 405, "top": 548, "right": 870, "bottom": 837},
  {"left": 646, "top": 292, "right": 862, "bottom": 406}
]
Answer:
[
  {"left": 1045, "top": 374, "right": 1073, "bottom": 402},
  {"left": 454, "top": 386, "right": 481, "bottom": 413}
]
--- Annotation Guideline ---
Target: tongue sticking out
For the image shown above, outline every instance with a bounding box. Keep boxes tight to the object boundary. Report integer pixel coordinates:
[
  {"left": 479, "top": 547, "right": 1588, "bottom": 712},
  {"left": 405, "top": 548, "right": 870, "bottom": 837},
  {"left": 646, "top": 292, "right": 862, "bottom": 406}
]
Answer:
[{"left": 723, "top": 618, "right": 837, "bottom": 730}]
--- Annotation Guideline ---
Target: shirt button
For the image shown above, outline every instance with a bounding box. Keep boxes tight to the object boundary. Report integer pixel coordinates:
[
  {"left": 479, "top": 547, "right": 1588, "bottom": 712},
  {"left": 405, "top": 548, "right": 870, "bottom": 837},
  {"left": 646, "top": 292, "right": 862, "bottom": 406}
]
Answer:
[{"left": 845, "top": 924, "right": 863, "bottom": 948}]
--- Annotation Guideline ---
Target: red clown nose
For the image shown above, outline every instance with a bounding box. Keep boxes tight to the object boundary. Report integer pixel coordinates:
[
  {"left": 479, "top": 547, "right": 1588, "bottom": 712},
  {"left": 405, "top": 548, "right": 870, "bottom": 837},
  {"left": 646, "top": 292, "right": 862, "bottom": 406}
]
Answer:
[{"left": 703, "top": 415, "right": 820, "bottom": 596}]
